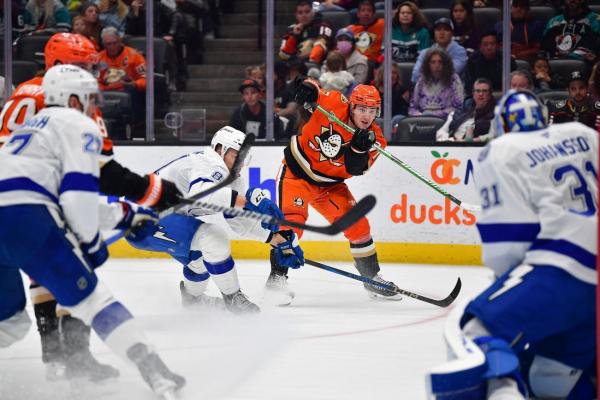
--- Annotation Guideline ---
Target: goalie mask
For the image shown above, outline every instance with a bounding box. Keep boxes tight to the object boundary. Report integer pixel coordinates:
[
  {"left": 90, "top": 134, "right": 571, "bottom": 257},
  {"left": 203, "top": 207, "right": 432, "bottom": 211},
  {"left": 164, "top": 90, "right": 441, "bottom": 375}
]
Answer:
[{"left": 494, "top": 90, "right": 547, "bottom": 135}]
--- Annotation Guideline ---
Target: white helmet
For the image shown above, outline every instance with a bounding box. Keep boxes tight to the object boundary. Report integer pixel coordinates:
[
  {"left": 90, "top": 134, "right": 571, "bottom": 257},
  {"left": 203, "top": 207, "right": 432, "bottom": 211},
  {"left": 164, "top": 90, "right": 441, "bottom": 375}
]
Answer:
[
  {"left": 210, "top": 126, "right": 246, "bottom": 156},
  {"left": 42, "top": 64, "right": 99, "bottom": 115}
]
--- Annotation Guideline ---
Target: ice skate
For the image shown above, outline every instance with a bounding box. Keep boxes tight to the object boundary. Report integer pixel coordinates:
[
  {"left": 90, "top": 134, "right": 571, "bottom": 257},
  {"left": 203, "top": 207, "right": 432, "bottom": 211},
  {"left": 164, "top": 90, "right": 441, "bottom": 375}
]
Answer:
[
  {"left": 364, "top": 274, "right": 403, "bottom": 301},
  {"left": 263, "top": 271, "right": 295, "bottom": 307},
  {"left": 223, "top": 290, "right": 260, "bottom": 314},
  {"left": 127, "top": 343, "right": 186, "bottom": 398},
  {"left": 179, "top": 281, "right": 226, "bottom": 310},
  {"left": 64, "top": 348, "right": 120, "bottom": 382}
]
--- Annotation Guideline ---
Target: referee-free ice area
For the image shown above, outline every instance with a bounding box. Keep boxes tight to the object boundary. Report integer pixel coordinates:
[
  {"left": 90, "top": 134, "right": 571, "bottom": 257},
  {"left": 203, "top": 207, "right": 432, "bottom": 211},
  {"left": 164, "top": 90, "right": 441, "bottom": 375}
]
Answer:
[{"left": 0, "top": 259, "right": 492, "bottom": 400}]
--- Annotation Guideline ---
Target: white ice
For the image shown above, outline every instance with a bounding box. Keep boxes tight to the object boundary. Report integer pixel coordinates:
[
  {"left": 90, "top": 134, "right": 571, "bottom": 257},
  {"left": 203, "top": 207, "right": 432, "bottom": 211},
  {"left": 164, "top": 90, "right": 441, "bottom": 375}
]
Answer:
[{"left": 0, "top": 259, "right": 493, "bottom": 400}]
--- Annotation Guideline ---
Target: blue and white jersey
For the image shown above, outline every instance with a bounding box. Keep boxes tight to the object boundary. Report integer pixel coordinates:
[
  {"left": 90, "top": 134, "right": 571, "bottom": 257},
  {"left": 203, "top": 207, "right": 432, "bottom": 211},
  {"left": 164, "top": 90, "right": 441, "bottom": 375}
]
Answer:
[
  {"left": 156, "top": 148, "right": 271, "bottom": 242},
  {"left": 474, "top": 121, "right": 598, "bottom": 284},
  {"left": 0, "top": 107, "right": 102, "bottom": 244}
]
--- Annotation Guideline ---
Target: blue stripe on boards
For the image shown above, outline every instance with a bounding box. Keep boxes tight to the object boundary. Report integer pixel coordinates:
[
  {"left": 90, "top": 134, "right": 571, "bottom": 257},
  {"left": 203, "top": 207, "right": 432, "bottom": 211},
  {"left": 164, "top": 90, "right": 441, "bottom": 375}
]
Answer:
[
  {"left": 203, "top": 257, "right": 235, "bottom": 275},
  {"left": 91, "top": 302, "right": 134, "bottom": 341},
  {"left": 59, "top": 172, "right": 99, "bottom": 194},
  {"left": 183, "top": 266, "right": 209, "bottom": 282},
  {"left": 477, "top": 223, "right": 541, "bottom": 243},
  {"left": 530, "top": 239, "right": 597, "bottom": 270},
  {"left": 0, "top": 177, "right": 58, "bottom": 203}
]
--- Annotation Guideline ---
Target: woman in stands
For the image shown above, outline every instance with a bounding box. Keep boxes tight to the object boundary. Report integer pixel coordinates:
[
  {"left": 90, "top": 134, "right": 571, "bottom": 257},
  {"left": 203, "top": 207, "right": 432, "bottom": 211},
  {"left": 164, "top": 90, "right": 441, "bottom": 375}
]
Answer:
[
  {"left": 98, "top": 0, "right": 129, "bottom": 36},
  {"left": 409, "top": 48, "right": 464, "bottom": 119},
  {"left": 450, "top": 0, "right": 480, "bottom": 55},
  {"left": 390, "top": 1, "right": 430, "bottom": 63},
  {"left": 79, "top": 3, "right": 102, "bottom": 49}
]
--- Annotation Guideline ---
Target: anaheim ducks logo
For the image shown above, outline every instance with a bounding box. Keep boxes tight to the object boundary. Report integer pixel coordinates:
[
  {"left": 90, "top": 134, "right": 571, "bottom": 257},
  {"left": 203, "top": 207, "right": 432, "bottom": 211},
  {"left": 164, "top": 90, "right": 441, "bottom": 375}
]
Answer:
[{"left": 308, "top": 123, "right": 345, "bottom": 166}]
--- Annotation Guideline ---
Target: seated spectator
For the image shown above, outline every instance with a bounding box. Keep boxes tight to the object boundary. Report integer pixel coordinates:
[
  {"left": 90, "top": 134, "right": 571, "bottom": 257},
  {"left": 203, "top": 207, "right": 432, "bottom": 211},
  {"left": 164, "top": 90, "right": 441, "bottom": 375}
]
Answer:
[
  {"left": 23, "top": 0, "right": 71, "bottom": 32},
  {"left": 411, "top": 18, "right": 467, "bottom": 83},
  {"left": 436, "top": 78, "right": 495, "bottom": 142},
  {"left": 319, "top": 51, "right": 355, "bottom": 94},
  {"left": 274, "top": 61, "right": 298, "bottom": 136},
  {"left": 542, "top": 0, "right": 600, "bottom": 63},
  {"left": 510, "top": 68, "right": 534, "bottom": 90},
  {"left": 464, "top": 31, "right": 516, "bottom": 94},
  {"left": 451, "top": 0, "right": 480, "bottom": 55},
  {"left": 495, "top": 0, "right": 544, "bottom": 62},
  {"left": 334, "top": 27, "right": 368, "bottom": 84},
  {"left": 229, "top": 79, "right": 285, "bottom": 140},
  {"left": 409, "top": 48, "right": 464, "bottom": 119},
  {"left": 98, "top": 0, "right": 129, "bottom": 36},
  {"left": 372, "top": 63, "right": 410, "bottom": 126},
  {"left": 246, "top": 65, "right": 266, "bottom": 90},
  {"left": 590, "top": 61, "right": 600, "bottom": 101},
  {"left": 279, "top": 0, "right": 333, "bottom": 67},
  {"left": 78, "top": 3, "right": 102, "bottom": 49},
  {"left": 348, "top": 0, "right": 384, "bottom": 72},
  {"left": 389, "top": 1, "right": 430, "bottom": 63},
  {"left": 531, "top": 54, "right": 565, "bottom": 92},
  {"left": 548, "top": 70, "right": 600, "bottom": 131},
  {"left": 98, "top": 26, "right": 146, "bottom": 131}
]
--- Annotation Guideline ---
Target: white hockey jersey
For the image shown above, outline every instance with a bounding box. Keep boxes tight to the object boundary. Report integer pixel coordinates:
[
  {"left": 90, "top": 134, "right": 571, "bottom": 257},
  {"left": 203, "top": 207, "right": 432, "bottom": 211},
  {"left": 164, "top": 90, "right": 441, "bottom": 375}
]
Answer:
[
  {"left": 474, "top": 122, "right": 598, "bottom": 284},
  {"left": 155, "top": 148, "right": 272, "bottom": 242},
  {"left": 0, "top": 107, "right": 103, "bottom": 245}
]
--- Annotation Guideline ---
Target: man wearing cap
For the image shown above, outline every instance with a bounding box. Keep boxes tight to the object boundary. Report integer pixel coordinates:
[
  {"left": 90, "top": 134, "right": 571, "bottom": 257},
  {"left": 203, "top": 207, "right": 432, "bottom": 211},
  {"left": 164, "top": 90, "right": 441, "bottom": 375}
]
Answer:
[
  {"left": 548, "top": 71, "right": 600, "bottom": 131},
  {"left": 229, "top": 79, "right": 285, "bottom": 140},
  {"left": 411, "top": 17, "right": 468, "bottom": 83}
]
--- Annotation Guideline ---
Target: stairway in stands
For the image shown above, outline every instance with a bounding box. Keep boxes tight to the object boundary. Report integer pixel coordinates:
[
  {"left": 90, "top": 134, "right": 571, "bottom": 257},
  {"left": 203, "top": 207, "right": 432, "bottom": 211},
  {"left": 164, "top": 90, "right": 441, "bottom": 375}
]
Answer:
[{"left": 155, "top": 0, "right": 296, "bottom": 141}]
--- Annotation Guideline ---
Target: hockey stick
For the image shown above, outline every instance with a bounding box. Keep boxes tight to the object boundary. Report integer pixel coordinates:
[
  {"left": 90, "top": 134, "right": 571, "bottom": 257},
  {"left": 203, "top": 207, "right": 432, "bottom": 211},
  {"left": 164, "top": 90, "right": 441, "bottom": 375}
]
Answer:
[
  {"left": 311, "top": 104, "right": 481, "bottom": 212},
  {"left": 105, "top": 194, "right": 377, "bottom": 245},
  {"left": 105, "top": 134, "right": 255, "bottom": 246},
  {"left": 304, "top": 259, "right": 462, "bottom": 308}
]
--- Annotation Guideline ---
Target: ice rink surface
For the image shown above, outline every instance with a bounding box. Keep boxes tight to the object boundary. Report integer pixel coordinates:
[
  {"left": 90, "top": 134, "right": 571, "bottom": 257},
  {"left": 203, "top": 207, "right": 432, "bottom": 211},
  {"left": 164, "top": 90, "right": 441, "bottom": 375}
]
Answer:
[{"left": 0, "top": 259, "right": 493, "bottom": 400}]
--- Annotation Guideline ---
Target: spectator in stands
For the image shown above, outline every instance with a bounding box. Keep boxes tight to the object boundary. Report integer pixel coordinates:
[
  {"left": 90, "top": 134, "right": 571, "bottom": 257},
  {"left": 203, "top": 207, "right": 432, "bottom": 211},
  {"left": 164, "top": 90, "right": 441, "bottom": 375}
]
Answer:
[
  {"left": 590, "top": 61, "right": 600, "bottom": 101},
  {"left": 274, "top": 61, "right": 298, "bottom": 136},
  {"left": 542, "top": 0, "right": 600, "bottom": 63},
  {"left": 411, "top": 18, "right": 467, "bottom": 83},
  {"left": 279, "top": 0, "right": 333, "bottom": 68},
  {"left": 23, "top": 0, "right": 71, "bottom": 32},
  {"left": 98, "top": 26, "right": 146, "bottom": 123},
  {"left": 464, "top": 31, "right": 516, "bottom": 94},
  {"left": 548, "top": 70, "right": 600, "bottom": 131},
  {"left": 348, "top": 0, "right": 384, "bottom": 73},
  {"left": 373, "top": 63, "right": 410, "bottom": 126},
  {"left": 288, "top": 58, "right": 309, "bottom": 83},
  {"left": 1, "top": 0, "right": 27, "bottom": 40},
  {"left": 98, "top": 0, "right": 129, "bottom": 36},
  {"left": 531, "top": 54, "right": 565, "bottom": 92},
  {"left": 125, "top": 0, "right": 188, "bottom": 91},
  {"left": 436, "top": 78, "right": 495, "bottom": 142},
  {"left": 409, "top": 48, "right": 464, "bottom": 119},
  {"left": 79, "top": 3, "right": 102, "bottom": 49},
  {"left": 229, "top": 79, "right": 285, "bottom": 140},
  {"left": 510, "top": 69, "right": 534, "bottom": 90},
  {"left": 450, "top": 0, "right": 480, "bottom": 55},
  {"left": 495, "top": 0, "right": 544, "bottom": 62},
  {"left": 246, "top": 65, "right": 266, "bottom": 91},
  {"left": 390, "top": 1, "right": 430, "bottom": 63},
  {"left": 319, "top": 51, "right": 355, "bottom": 94},
  {"left": 334, "top": 27, "right": 368, "bottom": 85}
]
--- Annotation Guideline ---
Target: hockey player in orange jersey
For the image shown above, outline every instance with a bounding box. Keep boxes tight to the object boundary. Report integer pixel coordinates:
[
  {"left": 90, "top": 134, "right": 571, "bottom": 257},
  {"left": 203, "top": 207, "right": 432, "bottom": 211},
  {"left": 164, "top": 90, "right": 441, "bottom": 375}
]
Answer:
[
  {"left": 264, "top": 79, "right": 402, "bottom": 305},
  {"left": 0, "top": 32, "right": 183, "bottom": 382}
]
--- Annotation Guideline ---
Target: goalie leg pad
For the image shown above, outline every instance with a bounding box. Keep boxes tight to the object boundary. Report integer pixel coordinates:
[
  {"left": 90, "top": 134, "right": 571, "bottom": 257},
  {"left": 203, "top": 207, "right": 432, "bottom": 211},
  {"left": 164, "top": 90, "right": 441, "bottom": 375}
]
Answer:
[{"left": 529, "top": 356, "right": 582, "bottom": 398}]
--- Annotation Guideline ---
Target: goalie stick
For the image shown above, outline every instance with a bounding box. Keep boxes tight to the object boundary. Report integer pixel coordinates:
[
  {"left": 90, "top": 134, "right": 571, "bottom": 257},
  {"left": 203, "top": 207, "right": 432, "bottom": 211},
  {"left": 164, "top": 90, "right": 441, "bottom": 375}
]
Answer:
[
  {"left": 305, "top": 259, "right": 462, "bottom": 308},
  {"left": 311, "top": 103, "right": 481, "bottom": 212}
]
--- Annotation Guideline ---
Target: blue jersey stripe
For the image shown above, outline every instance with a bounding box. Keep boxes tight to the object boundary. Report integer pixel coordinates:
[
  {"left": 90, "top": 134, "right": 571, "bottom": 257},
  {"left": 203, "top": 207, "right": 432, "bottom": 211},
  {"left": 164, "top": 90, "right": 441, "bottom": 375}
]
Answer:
[
  {"left": 530, "top": 239, "right": 597, "bottom": 270},
  {"left": 477, "top": 223, "right": 541, "bottom": 243},
  {"left": 0, "top": 177, "right": 59, "bottom": 203},
  {"left": 188, "top": 177, "right": 213, "bottom": 191},
  {"left": 59, "top": 172, "right": 99, "bottom": 194},
  {"left": 91, "top": 301, "right": 134, "bottom": 341},
  {"left": 203, "top": 257, "right": 235, "bottom": 275}
]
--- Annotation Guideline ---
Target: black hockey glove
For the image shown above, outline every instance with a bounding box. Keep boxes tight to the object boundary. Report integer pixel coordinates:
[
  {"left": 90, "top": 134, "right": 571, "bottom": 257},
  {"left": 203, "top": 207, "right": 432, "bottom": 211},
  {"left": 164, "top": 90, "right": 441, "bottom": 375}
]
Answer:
[
  {"left": 294, "top": 78, "right": 319, "bottom": 106},
  {"left": 153, "top": 178, "right": 183, "bottom": 211},
  {"left": 350, "top": 129, "right": 375, "bottom": 153}
]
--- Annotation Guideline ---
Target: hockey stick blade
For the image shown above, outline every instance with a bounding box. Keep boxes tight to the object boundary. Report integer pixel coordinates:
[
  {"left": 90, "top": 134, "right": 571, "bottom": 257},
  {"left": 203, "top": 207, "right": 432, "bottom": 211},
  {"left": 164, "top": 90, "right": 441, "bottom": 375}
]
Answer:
[{"left": 305, "top": 259, "right": 462, "bottom": 308}]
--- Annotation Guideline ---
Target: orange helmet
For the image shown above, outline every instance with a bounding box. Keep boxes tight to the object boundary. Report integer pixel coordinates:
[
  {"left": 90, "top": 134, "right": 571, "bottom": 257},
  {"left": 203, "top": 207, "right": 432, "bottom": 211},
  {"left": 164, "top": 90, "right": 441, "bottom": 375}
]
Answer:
[
  {"left": 44, "top": 33, "right": 98, "bottom": 70},
  {"left": 349, "top": 84, "right": 381, "bottom": 108}
]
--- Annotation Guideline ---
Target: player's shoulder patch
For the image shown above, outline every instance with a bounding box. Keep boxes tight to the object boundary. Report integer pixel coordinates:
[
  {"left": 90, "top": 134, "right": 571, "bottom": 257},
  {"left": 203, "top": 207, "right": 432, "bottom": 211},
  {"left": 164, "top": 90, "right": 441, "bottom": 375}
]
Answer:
[
  {"left": 211, "top": 170, "right": 224, "bottom": 182},
  {"left": 340, "top": 93, "right": 349, "bottom": 103}
]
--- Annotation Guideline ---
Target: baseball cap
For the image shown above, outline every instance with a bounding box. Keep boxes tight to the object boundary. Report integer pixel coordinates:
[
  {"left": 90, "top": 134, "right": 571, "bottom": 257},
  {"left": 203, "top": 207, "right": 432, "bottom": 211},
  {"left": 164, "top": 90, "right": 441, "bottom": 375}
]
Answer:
[
  {"left": 239, "top": 79, "right": 262, "bottom": 93},
  {"left": 434, "top": 17, "right": 454, "bottom": 30},
  {"left": 568, "top": 70, "right": 587, "bottom": 85}
]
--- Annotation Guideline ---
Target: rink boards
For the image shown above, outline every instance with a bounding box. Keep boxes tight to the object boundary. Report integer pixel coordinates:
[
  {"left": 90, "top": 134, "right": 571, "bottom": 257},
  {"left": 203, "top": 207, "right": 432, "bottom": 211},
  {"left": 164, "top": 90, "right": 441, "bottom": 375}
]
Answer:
[{"left": 110, "top": 144, "right": 484, "bottom": 265}]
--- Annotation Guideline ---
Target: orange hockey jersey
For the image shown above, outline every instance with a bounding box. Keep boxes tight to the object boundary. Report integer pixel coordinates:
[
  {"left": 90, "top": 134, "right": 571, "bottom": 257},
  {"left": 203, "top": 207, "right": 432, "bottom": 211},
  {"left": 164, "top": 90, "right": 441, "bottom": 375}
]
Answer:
[
  {"left": 98, "top": 45, "right": 146, "bottom": 91},
  {"left": 284, "top": 88, "right": 386, "bottom": 185},
  {"left": 349, "top": 18, "right": 385, "bottom": 63}
]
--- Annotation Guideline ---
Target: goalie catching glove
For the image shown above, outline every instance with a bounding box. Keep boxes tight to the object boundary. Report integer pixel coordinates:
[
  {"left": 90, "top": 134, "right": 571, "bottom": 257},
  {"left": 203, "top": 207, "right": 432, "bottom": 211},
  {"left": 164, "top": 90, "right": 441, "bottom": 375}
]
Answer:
[
  {"left": 271, "top": 230, "right": 304, "bottom": 269},
  {"left": 244, "top": 188, "right": 284, "bottom": 232}
]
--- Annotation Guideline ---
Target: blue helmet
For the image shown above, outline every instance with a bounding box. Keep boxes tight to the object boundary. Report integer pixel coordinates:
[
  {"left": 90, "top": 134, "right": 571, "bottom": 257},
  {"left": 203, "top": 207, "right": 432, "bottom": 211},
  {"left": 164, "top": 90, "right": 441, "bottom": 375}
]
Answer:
[{"left": 494, "top": 90, "right": 547, "bottom": 134}]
